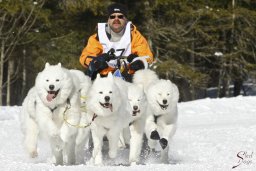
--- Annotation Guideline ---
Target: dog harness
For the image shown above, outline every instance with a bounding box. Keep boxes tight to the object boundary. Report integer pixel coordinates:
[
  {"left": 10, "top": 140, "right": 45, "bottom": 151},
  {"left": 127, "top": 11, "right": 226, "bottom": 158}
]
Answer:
[{"left": 154, "top": 115, "right": 162, "bottom": 123}]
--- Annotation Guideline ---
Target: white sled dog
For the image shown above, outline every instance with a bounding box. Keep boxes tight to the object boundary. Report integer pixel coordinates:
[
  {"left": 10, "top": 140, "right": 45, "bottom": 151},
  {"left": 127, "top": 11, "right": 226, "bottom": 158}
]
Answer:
[
  {"left": 133, "top": 69, "right": 179, "bottom": 163},
  {"left": 126, "top": 84, "right": 147, "bottom": 165},
  {"left": 69, "top": 69, "right": 93, "bottom": 157},
  {"left": 86, "top": 73, "right": 130, "bottom": 165},
  {"left": 21, "top": 63, "right": 81, "bottom": 165},
  {"left": 20, "top": 87, "right": 39, "bottom": 158}
]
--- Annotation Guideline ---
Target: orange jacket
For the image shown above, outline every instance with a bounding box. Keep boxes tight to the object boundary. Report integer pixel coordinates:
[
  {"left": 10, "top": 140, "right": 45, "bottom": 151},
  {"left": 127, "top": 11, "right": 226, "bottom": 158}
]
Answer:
[{"left": 79, "top": 24, "right": 153, "bottom": 75}]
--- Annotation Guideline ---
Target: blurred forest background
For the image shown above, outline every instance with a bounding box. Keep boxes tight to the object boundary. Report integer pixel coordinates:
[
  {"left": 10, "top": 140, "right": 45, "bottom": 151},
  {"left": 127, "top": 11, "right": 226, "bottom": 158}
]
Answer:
[{"left": 1, "top": 0, "right": 256, "bottom": 106}]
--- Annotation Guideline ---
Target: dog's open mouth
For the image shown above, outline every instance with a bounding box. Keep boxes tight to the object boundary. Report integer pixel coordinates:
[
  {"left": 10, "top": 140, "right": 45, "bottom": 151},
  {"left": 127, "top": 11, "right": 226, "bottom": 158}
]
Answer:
[
  {"left": 132, "top": 110, "right": 140, "bottom": 116},
  {"left": 99, "top": 102, "right": 113, "bottom": 112},
  {"left": 46, "top": 90, "right": 60, "bottom": 102},
  {"left": 157, "top": 101, "right": 168, "bottom": 110}
]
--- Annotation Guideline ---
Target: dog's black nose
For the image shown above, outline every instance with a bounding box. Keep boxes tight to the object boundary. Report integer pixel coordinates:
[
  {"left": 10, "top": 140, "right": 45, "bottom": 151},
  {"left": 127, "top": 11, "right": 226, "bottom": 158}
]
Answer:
[
  {"left": 49, "top": 85, "right": 55, "bottom": 90},
  {"left": 163, "top": 99, "right": 167, "bottom": 104},
  {"left": 105, "top": 96, "right": 110, "bottom": 102},
  {"left": 133, "top": 105, "right": 138, "bottom": 110}
]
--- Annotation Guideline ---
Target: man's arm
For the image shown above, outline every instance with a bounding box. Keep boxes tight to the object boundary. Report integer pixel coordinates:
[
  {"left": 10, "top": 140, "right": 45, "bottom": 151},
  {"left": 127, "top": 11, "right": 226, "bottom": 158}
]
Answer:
[
  {"left": 131, "top": 29, "right": 154, "bottom": 64},
  {"left": 79, "top": 34, "right": 103, "bottom": 68}
]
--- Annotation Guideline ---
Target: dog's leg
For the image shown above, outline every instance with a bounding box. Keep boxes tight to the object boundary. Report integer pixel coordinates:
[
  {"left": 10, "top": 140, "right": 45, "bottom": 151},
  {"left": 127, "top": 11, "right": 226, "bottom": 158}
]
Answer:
[
  {"left": 160, "top": 145, "right": 169, "bottom": 163},
  {"left": 63, "top": 135, "right": 76, "bottom": 165},
  {"left": 75, "top": 115, "right": 90, "bottom": 146},
  {"left": 91, "top": 126, "right": 105, "bottom": 165},
  {"left": 50, "top": 137, "right": 64, "bottom": 165},
  {"left": 118, "top": 129, "right": 126, "bottom": 149},
  {"left": 60, "top": 114, "right": 79, "bottom": 165},
  {"left": 159, "top": 120, "right": 177, "bottom": 163},
  {"left": 160, "top": 123, "right": 177, "bottom": 150},
  {"left": 60, "top": 108, "right": 80, "bottom": 143},
  {"left": 24, "top": 117, "right": 39, "bottom": 158},
  {"left": 145, "top": 115, "right": 158, "bottom": 149},
  {"left": 129, "top": 119, "right": 144, "bottom": 165},
  {"left": 146, "top": 115, "right": 158, "bottom": 138},
  {"left": 107, "top": 130, "right": 119, "bottom": 159},
  {"left": 37, "top": 108, "right": 59, "bottom": 139},
  {"left": 75, "top": 126, "right": 90, "bottom": 163},
  {"left": 162, "top": 121, "right": 177, "bottom": 139}
]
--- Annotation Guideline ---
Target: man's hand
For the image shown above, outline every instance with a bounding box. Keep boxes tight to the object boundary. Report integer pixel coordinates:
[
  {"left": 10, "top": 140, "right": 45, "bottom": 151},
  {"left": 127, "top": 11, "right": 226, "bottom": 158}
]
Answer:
[
  {"left": 92, "top": 59, "right": 108, "bottom": 72},
  {"left": 129, "top": 60, "right": 145, "bottom": 71},
  {"left": 127, "top": 54, "right": 138, "bottom": 63},
  {"left": 98, "top": 53, "right": 112, "bottom": 62}
]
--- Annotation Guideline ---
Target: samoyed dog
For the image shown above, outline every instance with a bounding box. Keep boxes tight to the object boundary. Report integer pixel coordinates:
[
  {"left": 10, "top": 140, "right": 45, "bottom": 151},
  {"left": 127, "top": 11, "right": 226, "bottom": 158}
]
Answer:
[
  {"left": 21, "top": 63, "right": 81, "bottom": 165},
  {"left": 133, "top": 69, "right": 179, "bottom": 163},
  {"left": 20, "top": 87, "right": 39, "bottom": 158},
  {"left": 86, "top": 73, "right": 130, "bottom": 165},
  {"left": 125, "top": 84, "right": 148, "bottom": 165},
  {"left": 69, "top": 69, "right": 93, "bottom": 158}
]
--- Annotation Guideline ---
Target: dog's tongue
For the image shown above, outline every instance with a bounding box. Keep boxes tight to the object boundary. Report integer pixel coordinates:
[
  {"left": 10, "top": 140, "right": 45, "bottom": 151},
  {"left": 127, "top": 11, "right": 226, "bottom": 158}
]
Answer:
[{"left": 46, "top": 94, "right": 55, "bottom": 102}]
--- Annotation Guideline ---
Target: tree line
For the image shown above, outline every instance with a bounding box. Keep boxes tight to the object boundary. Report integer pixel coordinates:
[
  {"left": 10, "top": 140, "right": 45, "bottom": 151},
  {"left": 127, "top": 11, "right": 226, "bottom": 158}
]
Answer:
[{"left": 1, "top": 0, "right": 256, "bottom": 105}]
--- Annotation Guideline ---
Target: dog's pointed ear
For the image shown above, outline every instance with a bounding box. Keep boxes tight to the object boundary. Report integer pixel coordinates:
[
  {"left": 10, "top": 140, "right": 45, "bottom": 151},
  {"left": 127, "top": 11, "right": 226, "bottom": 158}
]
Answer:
[
  {"left": 45, "top": 62, "right": 50, "bottom": 68},
  {"left": 107, "top": 72, "right": 113, "bottom": 79},
  {"left": 57, "top": 63, "right": 62, "bottom": 67},
  {"left": 96, "top": 73, "right": 101, "bottom": 79}
]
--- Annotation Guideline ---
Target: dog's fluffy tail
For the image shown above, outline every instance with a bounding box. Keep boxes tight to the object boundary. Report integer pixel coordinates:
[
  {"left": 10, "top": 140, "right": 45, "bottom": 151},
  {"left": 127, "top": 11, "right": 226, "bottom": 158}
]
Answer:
[{"left": 133, "top": 69, "right": 159, "bottom": 91}]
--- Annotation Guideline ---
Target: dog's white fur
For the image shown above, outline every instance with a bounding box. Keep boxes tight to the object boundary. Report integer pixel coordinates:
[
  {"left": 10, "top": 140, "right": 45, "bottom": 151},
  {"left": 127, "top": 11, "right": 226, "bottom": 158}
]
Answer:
[
  {"left": 21, "top": 63, "right": 81, "bottom": 165},
  {"left": 126, "top": 84, "right": 148, "bottom": 165},
  {"left": 86, "top": 73, "right": 130, "bottom": 165},
  {"left": 69, "top": 69, "right": 92, "bottom": 156},
  {"left": 20, "top": 87, "right": 39, "bottom": 158},
  {"left": 133, "top": 69, "right": 179, "bottom": 163}
]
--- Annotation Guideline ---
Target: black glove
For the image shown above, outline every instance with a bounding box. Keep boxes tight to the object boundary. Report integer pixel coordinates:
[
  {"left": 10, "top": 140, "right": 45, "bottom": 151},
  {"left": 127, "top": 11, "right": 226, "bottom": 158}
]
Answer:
[
  {"left": 88, "top": 59, "right": 108, "bottom": 81},
  {"left": 98, "top": 53, "right": 112, "bottom": 62},
  {"left": 130, "top": 60, "right": 145, "bottom": 71},
  {"left": 122, "top": 71, "right": 133, "bottom": 82},
  {"left": 93, "top": 60, "right": 108, "bottom": 72},
  {"left": 127, "top": 54, "right": 138, "bottom": 63}
]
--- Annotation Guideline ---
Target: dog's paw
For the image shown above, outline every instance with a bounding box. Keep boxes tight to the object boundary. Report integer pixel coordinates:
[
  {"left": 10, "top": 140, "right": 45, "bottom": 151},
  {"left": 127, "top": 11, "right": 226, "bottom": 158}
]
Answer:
[
  {"left": 150, "top": 130, "right": 160, "bottom": 140},
  {"left": 159, "top": 138, "right": 168, "bottom": 150}
]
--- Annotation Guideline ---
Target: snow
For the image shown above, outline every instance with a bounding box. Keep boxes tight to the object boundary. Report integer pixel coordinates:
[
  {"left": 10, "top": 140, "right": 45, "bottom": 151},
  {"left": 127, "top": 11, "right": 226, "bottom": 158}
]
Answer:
[{"left": 1, "top": 96, "right": 256, "bottom": 171}]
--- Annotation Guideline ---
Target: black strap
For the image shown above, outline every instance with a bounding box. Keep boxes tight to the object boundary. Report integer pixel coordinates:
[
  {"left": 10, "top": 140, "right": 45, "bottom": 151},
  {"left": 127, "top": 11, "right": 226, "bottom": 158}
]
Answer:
[
  {"left": 50, "top": 106, "right": 58, "bottom": 113},
  {"left": 129, "top": 121, "right": 135, "bottom": 126},
  {"left": 154, "top": 115, "right": 162, "bottom": 123}
]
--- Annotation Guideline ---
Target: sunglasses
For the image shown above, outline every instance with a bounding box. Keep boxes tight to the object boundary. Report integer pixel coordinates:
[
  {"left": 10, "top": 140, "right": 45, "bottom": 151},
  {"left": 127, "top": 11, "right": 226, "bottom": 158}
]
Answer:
[{"left": 109, "top": 15, "right": 124, "bottom": 19}]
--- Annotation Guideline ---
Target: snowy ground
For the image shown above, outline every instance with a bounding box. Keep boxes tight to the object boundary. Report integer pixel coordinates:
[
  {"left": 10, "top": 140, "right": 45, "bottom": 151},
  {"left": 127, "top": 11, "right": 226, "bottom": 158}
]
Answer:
[{"left": 0, "top": 96, "right": 256, "bottom": 171}]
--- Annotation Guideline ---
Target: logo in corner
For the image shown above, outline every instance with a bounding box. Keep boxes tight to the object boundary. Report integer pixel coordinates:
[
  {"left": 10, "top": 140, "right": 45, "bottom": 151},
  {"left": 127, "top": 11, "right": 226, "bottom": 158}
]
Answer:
[{"left": 232, "top": 151, "right": 253, "bottom": 169}]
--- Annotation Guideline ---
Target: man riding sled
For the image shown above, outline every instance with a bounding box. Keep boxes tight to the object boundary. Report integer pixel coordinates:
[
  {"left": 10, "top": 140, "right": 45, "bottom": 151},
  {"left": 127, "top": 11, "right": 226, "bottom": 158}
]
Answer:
[{"left": 79, "top": 3, "right": 154, "bottom": 81}]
